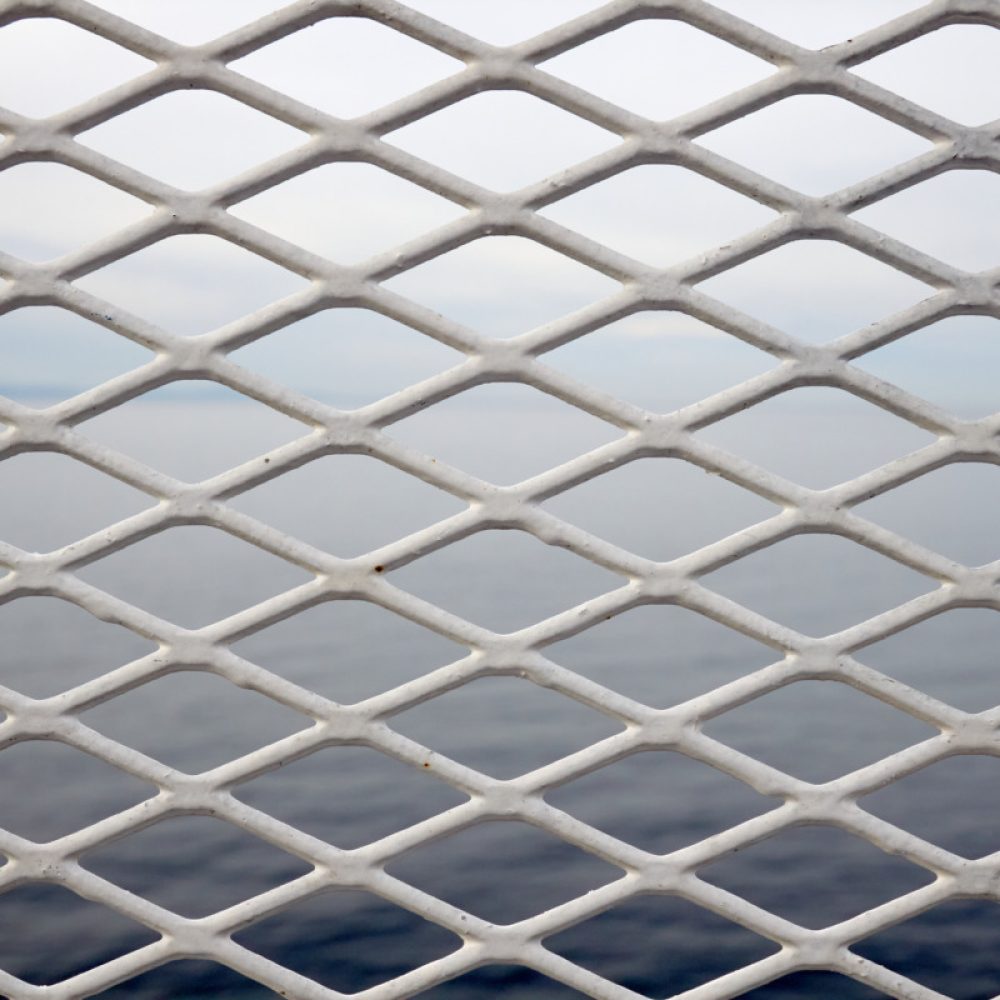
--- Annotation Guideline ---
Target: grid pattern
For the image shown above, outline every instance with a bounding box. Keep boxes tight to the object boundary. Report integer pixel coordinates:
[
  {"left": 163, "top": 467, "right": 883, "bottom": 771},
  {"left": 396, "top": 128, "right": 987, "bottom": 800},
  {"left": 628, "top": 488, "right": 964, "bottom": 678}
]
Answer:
[{"left": 1, "top": 0, "right": 999, "bottom": 997}]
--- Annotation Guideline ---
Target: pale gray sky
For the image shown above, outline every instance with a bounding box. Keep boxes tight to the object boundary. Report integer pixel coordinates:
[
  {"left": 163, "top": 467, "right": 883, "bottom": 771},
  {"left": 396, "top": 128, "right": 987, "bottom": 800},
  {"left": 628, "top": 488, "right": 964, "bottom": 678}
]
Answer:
[{"left": 1, "top": 2, "right": 999, "bottom": 415}]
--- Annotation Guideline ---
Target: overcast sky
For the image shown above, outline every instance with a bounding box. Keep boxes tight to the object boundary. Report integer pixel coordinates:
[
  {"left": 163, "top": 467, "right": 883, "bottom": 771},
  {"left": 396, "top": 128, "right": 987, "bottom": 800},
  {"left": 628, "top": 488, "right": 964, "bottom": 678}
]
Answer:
[{"left": 1, "top": 1, "right": 999, "bottom": 418}]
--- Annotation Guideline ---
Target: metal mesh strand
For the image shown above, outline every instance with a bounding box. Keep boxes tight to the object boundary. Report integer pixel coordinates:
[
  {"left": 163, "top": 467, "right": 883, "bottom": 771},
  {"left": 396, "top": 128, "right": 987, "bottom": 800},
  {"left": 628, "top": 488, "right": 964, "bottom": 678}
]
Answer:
[{"left": 1, "top": 0, "right": 999, "bottom": 997}]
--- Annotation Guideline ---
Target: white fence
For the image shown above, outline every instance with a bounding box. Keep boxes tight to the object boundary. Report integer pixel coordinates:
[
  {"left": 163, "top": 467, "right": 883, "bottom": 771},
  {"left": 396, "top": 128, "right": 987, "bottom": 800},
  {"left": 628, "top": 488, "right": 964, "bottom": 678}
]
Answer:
[{"left": 1, "top": 1, "right": 999, "bottom": 997}]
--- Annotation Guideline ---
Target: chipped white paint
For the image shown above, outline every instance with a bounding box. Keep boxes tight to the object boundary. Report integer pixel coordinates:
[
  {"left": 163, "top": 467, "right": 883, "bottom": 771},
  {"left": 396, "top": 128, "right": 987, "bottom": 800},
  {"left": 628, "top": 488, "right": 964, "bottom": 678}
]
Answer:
[{"left": 1, "top": 1, "right": 999, "bottom": 998}]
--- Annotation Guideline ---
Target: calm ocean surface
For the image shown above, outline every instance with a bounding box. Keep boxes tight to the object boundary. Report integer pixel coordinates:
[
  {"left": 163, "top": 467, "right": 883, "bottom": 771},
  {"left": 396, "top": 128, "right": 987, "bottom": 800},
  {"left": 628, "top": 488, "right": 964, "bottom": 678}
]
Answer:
[{"left": 2, "top": 398, "right": 1000, "bottom": 1000}]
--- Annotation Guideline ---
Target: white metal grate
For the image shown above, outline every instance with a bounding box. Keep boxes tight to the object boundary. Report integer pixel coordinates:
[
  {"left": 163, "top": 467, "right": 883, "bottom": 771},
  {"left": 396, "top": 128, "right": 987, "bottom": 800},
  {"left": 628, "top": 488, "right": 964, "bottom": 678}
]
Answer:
[{"left": 1, "top": 1, "right": 1000, "bottom": 997}]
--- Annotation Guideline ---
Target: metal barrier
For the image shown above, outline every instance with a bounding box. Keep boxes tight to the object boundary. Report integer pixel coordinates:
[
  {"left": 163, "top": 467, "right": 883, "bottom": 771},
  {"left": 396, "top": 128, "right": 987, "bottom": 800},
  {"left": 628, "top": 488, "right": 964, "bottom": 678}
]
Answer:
[{"left": 1, "top": 1, "right": 998, "bottom": 997}]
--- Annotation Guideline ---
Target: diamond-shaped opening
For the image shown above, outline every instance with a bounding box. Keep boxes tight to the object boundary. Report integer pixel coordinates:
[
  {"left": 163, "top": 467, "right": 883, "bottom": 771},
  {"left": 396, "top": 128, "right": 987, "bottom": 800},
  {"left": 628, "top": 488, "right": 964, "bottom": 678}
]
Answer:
[
  {"left": 94, "top": 959, "right": 280, "bottom": 999},
  {"left": 696, "top": 387, "right": 934, "bottom": 488},
  {"left": 699, "top": 824, "right": 934, "bottom": 928},
  {"left": 387, "top": 383, "right": 621, "bottom": 484},
  {"left": 381, "top": 236, "right": 621, "bottom": 339},
  {"left": 541, "top": 165, "right": 778, "bottom": 267},
  {"left": 0, "top": 452, "right": 152, "bottom": 551},
  {"left": 230, "top": 163, "right": 466, "bottom": 263},
  {"left": 386, "top": 90, "right": 621, "bottom": 191},
  {"left": 0, "top": 740, "right": 153, "bottom": 841},
  {"left": 234, "top": 745, "right": 467, "bottom": 848},
  {"left": 229, "top": 455, "right": 466, "bottom": 557},
  {"left": 706, "top": 0, "right": 922, "bottom": 49},
  {"left": 546, "top": 604, "right": 777, "bottom": 707},
  {"left": 77, "top": 525, "right": 313, "bottom": 628},
  {"left": 706, "top": 680, "right": 934, "bottom": 783},
  {"left": 857, "top": 462, "right": 1000, "bottom": 566},
  {"left": 388, "top": 820, "right": 622, "bottom": 924},
  {"left": 230, "top": 308, "right": 462, "bottom": 408},
  {"left": 390, "top": 529, "right": 624, "bottom": 633},
  {"left": 232, "top": 599, "right": 466, "bottom": 704},
  {"left": 80, "top": 381, "right": 308, "bottom": 482},
  {"left": 548, "top": 750, "right": 776, "bottom": 853},
  {"left": 852, "top": 898, "right": 1000, "bottom": 997},
  {"left": 853, "top": 25, "right": 1000, "bottom": 126},
  {"left": 856, "top": 608, "right": 1000, "bottom": 712},
  {"left": 0, "top": 596, "right": 154, "bottom": 697},
  {"left": 852, "top": 170, "right": 1000, "bottom": 271},
  {"left": 390, "top": 676, "right": 623, "bottom": 779},
  {"left": 697, "top": 95, "right": 931, "bottom": 194},
  {"left": 696, "top": 240, "right": 932, "bottom": 343},
  {"left": 230, "top": 18, "right": 463, "bottom": 118},
  {"left": 540, "top": 20, "right": 775, "bottom": 120},
  {"left": 234, "top": 889, "right": 461, "bottom": 993},
  {"left": 0, "top": 883, "right": 157, "bottom": 986},
  {"left": 857, "top": 315, "right": 1000, "bottom": 419},
  {"left": 401, "top": 1, "right": 607, "bottom": 45},
  {"left": 546, "top": 893, "right": 778, "bottom": 997},
  {"left": 82, "top": 670, "right": 311, "bottom": 773},
  {"left": 79, "top": 89, "right": 308, "bottom": 191},
  {"left": 73, "top": 234, "right": 309, "bottom": 335},
  {"left": 0, "top": 163, "right": 151, "bottom": 262},
  {"left": 81, "top": 815, "right": 312, "bottom": 918},
  {"left": 543, "top": 311, "right": 777, "bottom": 412},
  {"left": 0, "top": 18, "right": 153, "bottom": 118},
  {"left": 0, "top": 306, "right": 152, "bottom": 406},
  {"left": 701, "top": 534, "right": 935, "bottom": 636},
  {"left": 416, "top": 964, "right": 588, "bottom": 998},
  {"left": 88, "top": 0, "right": 290, "bottom": 45},
  {"left": 543, "top": 458, "right": 779, "bottom": 560},
  {"left": 737, "top": 971, "right": 890, "bottom": 999},
  {"left": 861, "top": 754, "right": 1000, "bottom": 859}
]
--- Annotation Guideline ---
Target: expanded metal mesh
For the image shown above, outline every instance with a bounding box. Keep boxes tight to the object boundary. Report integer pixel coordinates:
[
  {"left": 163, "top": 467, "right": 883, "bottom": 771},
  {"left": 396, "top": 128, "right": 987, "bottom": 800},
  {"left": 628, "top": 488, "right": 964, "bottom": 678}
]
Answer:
[{"left": 1, "top": 0, "right": 999, "bottom": 997}]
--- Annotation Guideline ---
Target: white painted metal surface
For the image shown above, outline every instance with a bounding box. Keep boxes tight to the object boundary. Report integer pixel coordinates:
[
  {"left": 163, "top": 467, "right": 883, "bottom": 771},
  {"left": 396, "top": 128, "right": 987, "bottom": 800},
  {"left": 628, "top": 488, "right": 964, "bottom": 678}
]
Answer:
[{"left": 1, "top": 1, "right": 999, "bottom": 997}]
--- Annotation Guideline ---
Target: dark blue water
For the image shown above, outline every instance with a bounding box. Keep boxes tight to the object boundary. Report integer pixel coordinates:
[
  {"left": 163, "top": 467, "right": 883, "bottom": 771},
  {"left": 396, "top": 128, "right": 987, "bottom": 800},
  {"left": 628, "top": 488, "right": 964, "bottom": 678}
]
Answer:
[{"left": 3, "top": 401, "right": 1000, "bottom": 1000}]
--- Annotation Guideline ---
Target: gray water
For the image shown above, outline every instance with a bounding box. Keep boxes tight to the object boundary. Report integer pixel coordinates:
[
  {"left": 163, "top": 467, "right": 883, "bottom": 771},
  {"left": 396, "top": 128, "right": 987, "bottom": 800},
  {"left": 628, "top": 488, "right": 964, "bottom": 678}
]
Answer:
[{"left": 3, "top": 400, "right": 1000, "bottom": 999}]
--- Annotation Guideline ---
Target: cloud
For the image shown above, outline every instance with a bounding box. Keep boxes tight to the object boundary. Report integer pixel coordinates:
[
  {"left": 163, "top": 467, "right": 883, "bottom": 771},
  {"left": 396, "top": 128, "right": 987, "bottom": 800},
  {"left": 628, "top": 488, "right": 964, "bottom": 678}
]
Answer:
[{"left": 0, "top": 4, "right": 992, "bottom": 420}]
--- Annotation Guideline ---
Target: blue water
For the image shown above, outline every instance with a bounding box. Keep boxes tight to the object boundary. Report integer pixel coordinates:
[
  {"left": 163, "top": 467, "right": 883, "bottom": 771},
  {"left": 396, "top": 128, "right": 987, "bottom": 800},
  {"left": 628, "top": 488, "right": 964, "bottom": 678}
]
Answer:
[{"left": 2, "top": 400, "right": 1000, "bottom": 1000}]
